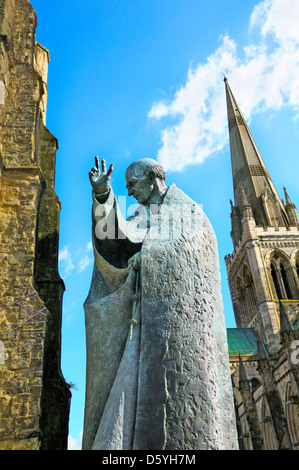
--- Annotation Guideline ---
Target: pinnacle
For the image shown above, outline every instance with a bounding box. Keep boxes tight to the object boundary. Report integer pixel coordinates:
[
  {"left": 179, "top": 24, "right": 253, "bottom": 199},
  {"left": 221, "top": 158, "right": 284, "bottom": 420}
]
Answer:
[
  {"left": 256, "top": 334, "right": 269, "bottom": 361},
  {"left": 279, "top": 300, "right": 293, "bottom": 332},
  {"left": 283, "top": 186, "right": 293, "bottom": 206},
  {"left": 238, "top": 354, "right": 248, "bottom": 383}
]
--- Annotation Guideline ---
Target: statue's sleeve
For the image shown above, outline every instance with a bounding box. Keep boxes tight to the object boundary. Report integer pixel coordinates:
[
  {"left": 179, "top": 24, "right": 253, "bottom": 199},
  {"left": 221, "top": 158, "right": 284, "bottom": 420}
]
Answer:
[{"left": 91, "top": 189, "right": 142, "bottom": 269}]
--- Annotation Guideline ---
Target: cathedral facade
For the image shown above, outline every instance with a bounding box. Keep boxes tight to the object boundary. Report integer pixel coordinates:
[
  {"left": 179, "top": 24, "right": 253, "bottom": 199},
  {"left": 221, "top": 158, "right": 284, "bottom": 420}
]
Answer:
[{"left": 224, "top": 77, "right": 299, "bottom": 450}]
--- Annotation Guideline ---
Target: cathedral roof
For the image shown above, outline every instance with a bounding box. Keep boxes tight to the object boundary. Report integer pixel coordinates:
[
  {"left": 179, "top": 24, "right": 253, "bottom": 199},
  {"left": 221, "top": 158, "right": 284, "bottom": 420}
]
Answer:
[{"left": 227, "top": 327, "right": 258, "bottom": 356}]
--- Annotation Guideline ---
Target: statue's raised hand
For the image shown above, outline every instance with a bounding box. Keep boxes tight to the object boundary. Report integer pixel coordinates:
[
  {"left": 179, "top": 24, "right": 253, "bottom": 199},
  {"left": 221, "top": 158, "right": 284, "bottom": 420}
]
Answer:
[{"left": 89, "top": 156, "right": 114, "bottom": 195}]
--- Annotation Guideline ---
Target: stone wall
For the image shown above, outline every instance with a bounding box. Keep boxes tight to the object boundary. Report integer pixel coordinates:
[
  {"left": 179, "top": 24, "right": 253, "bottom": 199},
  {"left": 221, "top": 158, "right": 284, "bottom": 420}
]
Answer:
[{"left": 0, "top": 0, "right": 70, "bottom": 450}]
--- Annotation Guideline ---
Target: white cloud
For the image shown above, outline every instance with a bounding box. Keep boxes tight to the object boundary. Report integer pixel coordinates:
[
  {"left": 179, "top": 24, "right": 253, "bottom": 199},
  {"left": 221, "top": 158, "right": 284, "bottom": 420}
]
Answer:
[
  {"left": 77, "top": 241, "right": 93, "bottom": 273},
  {"left": 250, "top": 0, "right": 299, "bottom": 43},
  {"left": 68, "top": 430, "right": 83, "bottom": 450},
  {"left": 78, "top": 255, "right": 93, "bottom": 273},
  {"left": 59, "top": 245, "right": 74, "bottom": 279},
  {"left": 59, "top": 243, "right": 93, "bottom": 278},
  {"left": 148, "top": 0, "right": 299, "bottom": 172}
]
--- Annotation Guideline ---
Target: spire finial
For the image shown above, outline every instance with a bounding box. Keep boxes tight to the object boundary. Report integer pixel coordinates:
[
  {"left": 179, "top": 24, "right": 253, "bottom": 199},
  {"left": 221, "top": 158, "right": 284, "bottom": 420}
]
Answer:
[
  {"left": 256, "top": 334, "right": 269, "bottom": 361},
  {"left": 279, "top": 300, "right": 293, "bottom": 332},
  {"left": 283, "top": 186, "right": 293, "bottom": 206},
  {"left": 240, "top": 186, "right": 250, "bottom": 208}
]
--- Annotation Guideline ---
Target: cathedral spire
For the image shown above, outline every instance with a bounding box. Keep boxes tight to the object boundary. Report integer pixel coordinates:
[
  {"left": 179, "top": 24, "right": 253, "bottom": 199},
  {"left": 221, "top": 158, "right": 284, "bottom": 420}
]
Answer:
[{"left": 224, "top": 77, "right": 289, "bottom": 230}]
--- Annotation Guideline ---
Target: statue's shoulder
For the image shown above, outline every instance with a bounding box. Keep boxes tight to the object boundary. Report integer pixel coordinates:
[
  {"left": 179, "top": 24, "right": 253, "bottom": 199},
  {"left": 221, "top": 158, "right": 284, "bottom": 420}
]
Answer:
[
  {"left": 166, "top": 184, "right": 196, "bottom": 204},
  {"left": 165, "top": 184, "right": 203, "bottom": 212},
  {"left": 165, "top": 184, "right": 215, "bottom": 237}
]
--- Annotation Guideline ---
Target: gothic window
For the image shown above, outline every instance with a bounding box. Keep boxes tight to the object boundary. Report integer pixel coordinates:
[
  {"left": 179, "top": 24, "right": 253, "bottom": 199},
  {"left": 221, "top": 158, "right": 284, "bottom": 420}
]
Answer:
[
  {"left": 260, "top": 398, "right": 275, "bottom": 450},
  {"left": 280, "top": 263, "right": 292, "bottom": 299},
  {"left": 268, "top": 252, "right": 297, "bottom": 300},
  {"left": 293, "top": 252, "right": 299, "bottom": 297},
  {"left": 237, "top": 277, "right": 250, "bottom": 326},
  {"left": 285, "top": 383, "right": 299, "bottom": 449},
  {"left": 243, "top": 266, "right": 258, "bottom": 320},
  {"left": 236, "top": 267, "right": 259, "bottom": 327},
  {"left": 271, "top": 262, "right": 283, "bottom": 299},
  {"left": 251, "top": 378, "right": 260, "bottom": 391}
]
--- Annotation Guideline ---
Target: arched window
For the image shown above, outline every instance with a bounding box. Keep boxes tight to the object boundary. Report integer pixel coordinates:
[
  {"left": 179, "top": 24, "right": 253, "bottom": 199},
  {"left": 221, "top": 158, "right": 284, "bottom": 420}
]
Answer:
[
  {"left": 251, "top": 378, "right": 260, "bottom": 391},
  {"left": 271, "top": 262, "right": 283, "bottom": 299},
  {"left": 268, "top": 252, "right": 297, "bottom": 300},
  {"left": 243, "top": 266, "right": 258, "bottom": 320},
  {"left": 285, "top": 383, "right": 299, "bottom": 449},
  {"left": 237, "top": 277, "right": 250, "bottom": 326},
  {"left": 261, "top": 398, "right": 275, "bottom": 450},
  {"left": 293, "top": 253, "right": 299, "bottom": 296},
  {"left": 280, "top": 263, "right": 292, "bottom": 299}
]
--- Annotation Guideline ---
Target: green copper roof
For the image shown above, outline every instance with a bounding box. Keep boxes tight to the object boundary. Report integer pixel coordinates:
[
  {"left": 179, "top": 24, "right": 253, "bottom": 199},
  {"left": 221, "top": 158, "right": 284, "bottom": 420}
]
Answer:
[{"left": 227, "top": 328, "right": 258, "bottom": 356}]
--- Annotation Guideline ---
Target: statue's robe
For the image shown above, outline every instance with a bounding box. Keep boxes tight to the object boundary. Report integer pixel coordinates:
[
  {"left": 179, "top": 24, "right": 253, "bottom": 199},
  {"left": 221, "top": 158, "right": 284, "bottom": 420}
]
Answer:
[{"left": 82, "top": 184, "right": 238, "bottom": 450}]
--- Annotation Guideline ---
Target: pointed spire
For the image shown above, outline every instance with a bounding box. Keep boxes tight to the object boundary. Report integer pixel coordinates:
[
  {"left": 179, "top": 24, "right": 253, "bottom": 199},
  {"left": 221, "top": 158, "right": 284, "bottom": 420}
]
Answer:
[
  {"left": 256, "top": 334, "right": 269, "bottom": 361},
  {"left": 240, "top": 186, "right": 253, "bottom": 220},
  {"left": 283, "top": 186, "right": 299, "bottom": 227},
  {"left": 283, "top": 187, "right": 293, "bottom": 206},
  {"left": 240, "top": 187, "right": 250, "bottom": 207},
  {"left": 224, "top": 78, "right": 289, "bottom": 229},
  {"left": 279, "top": 300, "right": 293, "bottom": 332},
  {"left": 238, "top": 355, "right": 248, "bottom": 383}
]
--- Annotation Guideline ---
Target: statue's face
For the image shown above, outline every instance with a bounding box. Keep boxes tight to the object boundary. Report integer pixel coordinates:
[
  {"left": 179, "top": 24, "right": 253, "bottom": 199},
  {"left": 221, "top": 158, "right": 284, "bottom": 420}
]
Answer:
[{"left": 125, "top": 167, "right": 154, "bottom": 205}]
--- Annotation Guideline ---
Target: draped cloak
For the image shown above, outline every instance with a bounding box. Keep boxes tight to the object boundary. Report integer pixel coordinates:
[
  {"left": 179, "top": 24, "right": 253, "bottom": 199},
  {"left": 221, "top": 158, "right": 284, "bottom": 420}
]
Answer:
[{"left": 82, "top": 183, "right": 238, "bottom": 450}]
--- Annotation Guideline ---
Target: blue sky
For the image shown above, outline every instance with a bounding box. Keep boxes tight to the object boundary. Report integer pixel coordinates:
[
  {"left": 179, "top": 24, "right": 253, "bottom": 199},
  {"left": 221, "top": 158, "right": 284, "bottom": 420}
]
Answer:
[{"left": 30, "top": 0, "right": 299, "bottom": 449}]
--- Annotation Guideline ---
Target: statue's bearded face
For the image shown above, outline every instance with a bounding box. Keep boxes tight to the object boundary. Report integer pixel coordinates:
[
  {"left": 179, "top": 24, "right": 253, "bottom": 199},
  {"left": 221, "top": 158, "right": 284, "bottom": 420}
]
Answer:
[{"left": 125, "top": 167, "right": 154, "bottom": 205}]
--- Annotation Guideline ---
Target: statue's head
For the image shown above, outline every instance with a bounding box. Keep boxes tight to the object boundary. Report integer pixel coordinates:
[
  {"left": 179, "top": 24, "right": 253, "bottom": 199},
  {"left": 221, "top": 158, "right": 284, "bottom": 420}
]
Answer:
[{"left": 125, "top": 158, "right": 166, "bottom": 205}]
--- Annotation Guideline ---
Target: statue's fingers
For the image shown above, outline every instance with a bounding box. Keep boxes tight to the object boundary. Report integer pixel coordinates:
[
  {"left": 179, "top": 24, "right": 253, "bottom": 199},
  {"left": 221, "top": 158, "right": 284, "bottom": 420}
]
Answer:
[
  {"left": 107, "top": 163, "right": 114, "bottom": 177},
  {"left": 95, "top": 156, "right": 100, "bottom": 169},
  {"left": 101, "top": 159, "right": 106, "bottom": 173}
]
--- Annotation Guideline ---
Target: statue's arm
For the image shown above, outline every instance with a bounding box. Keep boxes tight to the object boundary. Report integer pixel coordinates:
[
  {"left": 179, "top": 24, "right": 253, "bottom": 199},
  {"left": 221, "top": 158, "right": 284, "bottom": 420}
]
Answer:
[
  {"left": 92, "top": 186, "right": 129, "bottom": 243},
  {"left": 89, "top": 157, "right": 141, "bottom": 262},
  {"left": 89, "top": 156, "right": 122, "bottom": 230},
  {"left": 92, "top": 188, "right": 116, "bottom": 225}
]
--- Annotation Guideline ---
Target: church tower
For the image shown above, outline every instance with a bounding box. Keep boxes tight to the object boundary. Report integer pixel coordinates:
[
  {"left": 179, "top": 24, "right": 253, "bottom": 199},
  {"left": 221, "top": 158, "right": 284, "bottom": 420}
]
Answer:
[
  {"left": 224, "top": 77, "right": 299, "bottom": 352},
  {"left": 0, "top": 0, "right": 70, "bottom": 449},
  {"left": 224, "top": 77, "right": 299, "bottom": 450}
]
